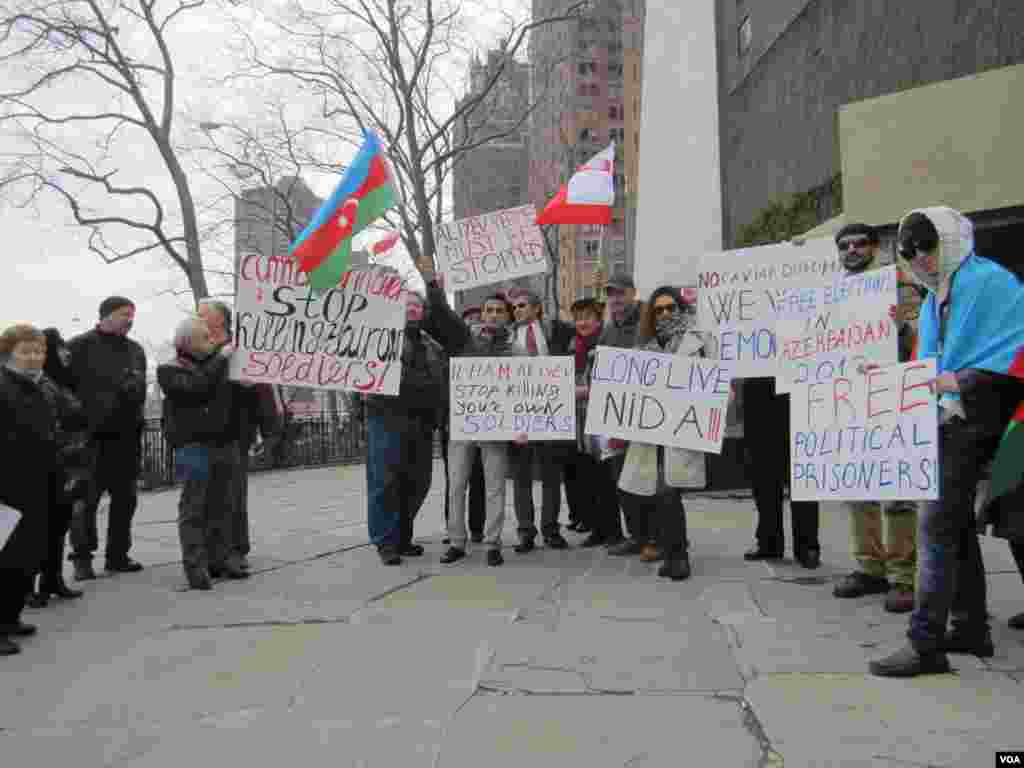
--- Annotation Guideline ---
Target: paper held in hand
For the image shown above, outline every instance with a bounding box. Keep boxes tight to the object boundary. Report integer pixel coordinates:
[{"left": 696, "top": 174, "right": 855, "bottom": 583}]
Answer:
[
  {"left": 435, "top": 205, "right": 548, "bottom": 292},
  {"left": 789, "top": 358, "right": 939, "bottom": 502},
  {"left": 0, "top": 502, "right": 22, "bottom": 549},
  {"left": 584, "top": 346, "right": 735, "bottom": 454}
]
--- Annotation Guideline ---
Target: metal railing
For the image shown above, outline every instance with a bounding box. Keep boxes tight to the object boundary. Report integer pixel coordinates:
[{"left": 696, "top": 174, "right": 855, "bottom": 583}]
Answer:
[{"left": 138, "top": 415, "right": 371, "bottom": 490}]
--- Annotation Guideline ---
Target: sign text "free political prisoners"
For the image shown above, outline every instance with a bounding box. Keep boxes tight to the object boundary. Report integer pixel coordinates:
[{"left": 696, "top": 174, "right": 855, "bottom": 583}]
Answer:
[
  {"left": 449, "top": 356, "right": 575, "bottom": 441},
  {"left": 585, "top": 347, "right": 735, "bottom": 454},
  {"left": 790, "top": 359, "right": 938, "bottom": 501}
]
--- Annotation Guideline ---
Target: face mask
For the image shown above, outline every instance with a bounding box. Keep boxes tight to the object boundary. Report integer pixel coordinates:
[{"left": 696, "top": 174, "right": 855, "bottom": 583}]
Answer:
[{"left": 655, "top": 311, "right": 690, "bottom": 344}]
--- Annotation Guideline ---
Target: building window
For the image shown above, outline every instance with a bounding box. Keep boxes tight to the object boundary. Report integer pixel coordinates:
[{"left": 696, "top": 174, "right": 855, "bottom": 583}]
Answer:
[
  {"left": 738, "top": 15, "right": 752, "bottom": 57},
  {"left": 583, "top": 239, "right": 600, "bottom": 257},
  {"left": 578, "top": 61, "right": 596, "bottom": 76},
  {"left": 608, "top": 105, "right": 619, "bottom": 120}
]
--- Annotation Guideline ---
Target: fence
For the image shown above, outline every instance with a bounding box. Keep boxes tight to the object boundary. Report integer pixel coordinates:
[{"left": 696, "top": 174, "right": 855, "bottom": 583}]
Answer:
[{"left": 139, "top": 415, "right": 372, "bottom": 491}]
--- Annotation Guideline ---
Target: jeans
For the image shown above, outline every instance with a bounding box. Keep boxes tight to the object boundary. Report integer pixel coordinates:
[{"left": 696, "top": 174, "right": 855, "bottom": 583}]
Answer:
[
  {"left": 844, "top": 500, "right": 917, "bottom": 587},
  {"left": 447, "top": 441, "right": 508, "bottom": 549},
  {"left": 909, "top": 417, "right": 998, "bottom": 652},
  {"left": 366, "top": 413, "right": 434, "bottom": 548},
  {"left": 512, "top": 443, "right": 564, "bottom": 541},
  {"left": 177, "top": 443, "right": 238, "bottom": 576},
  {"left": 70, "top": 430, "right": 141, "bottom": 564}
]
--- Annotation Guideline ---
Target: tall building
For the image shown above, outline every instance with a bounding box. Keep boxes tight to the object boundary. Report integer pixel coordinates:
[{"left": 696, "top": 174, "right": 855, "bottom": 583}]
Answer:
[
  {"left": 529, "top": 0, "right": 629, "bottom": 316},
  {"left": 451, "top": 50, "right": 535, "bottom": 315}
]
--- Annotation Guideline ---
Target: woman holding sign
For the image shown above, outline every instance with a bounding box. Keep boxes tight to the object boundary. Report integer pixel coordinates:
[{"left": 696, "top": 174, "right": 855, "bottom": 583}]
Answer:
[{"left": 616, "top": 287, "right": 716, "bottom": 581}]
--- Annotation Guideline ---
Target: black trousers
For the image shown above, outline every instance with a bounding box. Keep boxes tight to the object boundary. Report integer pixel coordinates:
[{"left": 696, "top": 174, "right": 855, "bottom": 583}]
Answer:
[
  {"left": 39, "top": 499, "right": 73, "bottom": 582},
  {"left": 591, "top": 454, "right": 625, "bottom": 541},
  {"left": 70, "top": 430, "right": 141, "bottom": 563},
  {"left": 563, "top": 451, "right": 593, "bottom": 528},
  {"left": 439, "top": 425, "right": 484, "bottom": 536},
  {"left": 743, "top": 378, "right": 819, "bottom": 555},
  {"left": 0, "top": 568, "right": 32, "bottom": 625},
  {"left": 1012, "top": 538, "right": 1024, "bottom": 582}
]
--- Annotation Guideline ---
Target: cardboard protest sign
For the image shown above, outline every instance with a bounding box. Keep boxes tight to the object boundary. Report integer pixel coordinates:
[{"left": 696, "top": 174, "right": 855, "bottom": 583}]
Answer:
[
  {"left": 776, "top": 266, "right": 899, "bottom": 393},
  {"left": 232, "top": 256, "right": 406, "bottom": 394},
  {"left": 449, "top": 356, "right": 575, "bottom": 441},
  {"left": 696, "top": 238, "right": 842, "bottom": 378},
  {"left": 584, "top": 346, "right": 735, "bottom": 453},
  {"left": 789, "top": 359, "right": 938, "bottom": 501},
  {"left": 435, "top": 205, "right": 548, "bottom": 292},
  {"left": 0, "top": 502, "right": 21, "bottom": 549}
]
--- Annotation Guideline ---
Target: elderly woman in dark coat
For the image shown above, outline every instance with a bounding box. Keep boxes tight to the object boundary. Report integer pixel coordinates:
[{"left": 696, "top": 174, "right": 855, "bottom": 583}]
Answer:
[{"left": 0, "top": 325, "right": 67, "bottom": 655}]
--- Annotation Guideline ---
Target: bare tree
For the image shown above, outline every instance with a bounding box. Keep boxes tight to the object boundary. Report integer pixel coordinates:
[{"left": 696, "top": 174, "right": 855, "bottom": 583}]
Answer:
[
  {"left": 231, "top": 0, "right": 586, "bottom": 272},
  {"left": 0, "top": 0, "right": 214, "bottom": 301}
]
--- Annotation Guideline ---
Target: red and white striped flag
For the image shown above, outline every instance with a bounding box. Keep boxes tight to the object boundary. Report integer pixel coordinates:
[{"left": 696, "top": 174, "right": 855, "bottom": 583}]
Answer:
[{"left": 536, "top": 142, "right": 615, "bottom": 226}]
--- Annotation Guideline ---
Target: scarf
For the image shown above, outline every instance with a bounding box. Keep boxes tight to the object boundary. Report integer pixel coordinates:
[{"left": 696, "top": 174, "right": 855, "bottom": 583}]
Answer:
[{"left": 654, "top": 310, "right": 694, "bottom": 351}]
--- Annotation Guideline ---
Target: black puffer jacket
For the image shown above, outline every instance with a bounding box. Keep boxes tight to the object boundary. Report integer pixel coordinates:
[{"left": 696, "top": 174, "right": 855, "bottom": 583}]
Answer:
[
  {"left": 362, "top": 326, "right": 447, "bottom": 430},
  {"left": 157, "top": 352, "right": 234, "bottom": 448}
]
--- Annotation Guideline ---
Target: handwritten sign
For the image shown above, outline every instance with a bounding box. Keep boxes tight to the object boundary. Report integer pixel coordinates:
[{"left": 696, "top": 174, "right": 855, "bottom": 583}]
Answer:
[
  {"left": 436, "top": 205, "right": 548, "bottom": 292},
  {"left": 776, "top": 266, "right": 899, "bottom": 393},
  {"left": 584, "top": 347, "right": 735, "bottom": 453},
  {"left": 696, "top": 238, "right": 842, "bottom": 378},
  {"left": 232, "top": 256, "right": 406, "bottom": 394},
  {"left": 0, "top": 502, "right": 21, "bottom": 549},
  {"left": 449, "top": 356, "right": 575, "bottom": 441},
  {"left": 789, "top": 359, "right": 938, "bottom": 501}
]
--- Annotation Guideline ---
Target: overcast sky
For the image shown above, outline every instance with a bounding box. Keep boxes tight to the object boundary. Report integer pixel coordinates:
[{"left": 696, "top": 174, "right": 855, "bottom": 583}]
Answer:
[{"left": 0, "top": 0, "right": 525, "bottom": 359}]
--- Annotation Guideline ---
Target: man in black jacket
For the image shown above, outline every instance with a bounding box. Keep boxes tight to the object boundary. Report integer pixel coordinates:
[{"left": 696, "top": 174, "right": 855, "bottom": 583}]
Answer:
[
  {"left": 352, "top": 290, "right": 446, "bottom": 565},
  {"left": 158, "top": 315, "right": 240, "bottom": 589},
  {"left": 67, "top": 296, "right": 147, "bottom": 580}
]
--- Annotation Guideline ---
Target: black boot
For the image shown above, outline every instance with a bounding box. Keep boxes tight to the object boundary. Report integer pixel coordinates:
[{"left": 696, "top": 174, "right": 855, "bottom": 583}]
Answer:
[
  {"left": 41, "top": 575, "right": 84, "bottom": 600},
  {"left": 658, "top": 553, "right": 691, "bottom": 581},
  {"left": 940, "top": 626, "right": 994, "bottom": 658}
]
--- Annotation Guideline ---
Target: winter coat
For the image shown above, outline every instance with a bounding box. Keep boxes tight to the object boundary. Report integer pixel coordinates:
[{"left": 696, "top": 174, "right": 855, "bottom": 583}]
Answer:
[
  {"left": 423, "top": 282, "right": 526, "bottom": 359},
  {"left": 618, "top": 323, "right": 717, "bottom": 497},
  {"left": 157, "top": 353, "right": 234, "bottom": 448},
  {"left": 37, "top": 376, "right": 91, "bottom": 504},
  {"left": 569, "top": 330, "right": 601, "bottom": 453},
  {"left": 510, "top": 318, "right": 575, "bottom": 356},
  {"left": 68, "top": 329, "right": 147, "bottom": 436},
  {"left": 362, "top": 327, "right": 447, "bottom": 431},
  {"left": 0, "top": 368, "right": 60, "bottom": 572}
]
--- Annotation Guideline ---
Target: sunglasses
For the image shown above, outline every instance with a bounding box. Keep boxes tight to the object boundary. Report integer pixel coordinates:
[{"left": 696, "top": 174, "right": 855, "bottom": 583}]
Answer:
[{"left": 837, "top": 237, "right": 871, "bottom": 252}]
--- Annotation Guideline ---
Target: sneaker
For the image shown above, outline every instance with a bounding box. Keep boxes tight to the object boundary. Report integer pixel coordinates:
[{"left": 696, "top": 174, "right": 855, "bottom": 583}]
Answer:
[
  {"left": 607, "top": 539, "right": 643, "bottom": 556},
  {"left": 486, "top": 549, "right": 504, "bottom": 567},
  {"left": 833, "top": 572, "right": 889, "bottom": 599},
  {"left": 440, "top": 547, "right": 466, "bottom": 565},
  {"left": 514, "top": 538, "right": 536, "bottom": 554},
  {"left": 868, "top": 644, "right": 951, "bottom": 677},
  {"left": 543, "top": 534, "right": 569, "bottom": 550},
  {"left": 940, "top": 629, "right": 995, "bottom": 658},
  {"left": 105, "top": 558, "right": 144, "bottom": 573},
  {"left": 883, "top": 585, "right": 914, "bottom": 613}
]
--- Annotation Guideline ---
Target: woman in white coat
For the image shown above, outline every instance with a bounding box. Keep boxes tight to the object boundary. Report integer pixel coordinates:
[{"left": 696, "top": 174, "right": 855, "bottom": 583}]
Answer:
[{"left": 618, "top": 287, "right": 718, "bottom": 581}]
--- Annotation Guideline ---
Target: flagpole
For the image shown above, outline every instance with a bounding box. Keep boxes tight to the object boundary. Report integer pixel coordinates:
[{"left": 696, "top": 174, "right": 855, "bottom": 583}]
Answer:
[{"left": 595, "top": 224, "right": 607, "bottom": 302}]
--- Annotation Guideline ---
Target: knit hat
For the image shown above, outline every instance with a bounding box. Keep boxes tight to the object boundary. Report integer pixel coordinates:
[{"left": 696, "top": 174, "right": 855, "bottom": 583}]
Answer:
[{"left": 98, "top": 296, "right": 135, "bottom": 318}]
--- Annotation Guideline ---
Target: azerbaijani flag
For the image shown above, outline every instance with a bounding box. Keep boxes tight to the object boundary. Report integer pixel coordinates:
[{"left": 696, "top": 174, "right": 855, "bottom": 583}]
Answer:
[
  {"left": 536, "top": 142, "right": 615, "bottom": 226},
  {"left": 290, "top": 131, "right": 397, "bottom": 292},
  {"left": 981, "top": 347, "right": 1024, "bottom": 515}
]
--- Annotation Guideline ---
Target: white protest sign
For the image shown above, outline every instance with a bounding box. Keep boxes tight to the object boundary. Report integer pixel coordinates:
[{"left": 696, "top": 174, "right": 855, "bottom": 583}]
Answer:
[
  {"left": 776, "top": 266, "right": 900, "bottom": 393},
  {"left": 449, "top": 356, "right": 575, "bottom": 441},
  {"left": 696, "top": 238, "right": 842, "bottom": 378},
  {"left": 232, "top": 257, "right": 407, "bottom": 395},
  {"left": 584, "top": 346, "right": 734, "bottom": 453},
  {"left": 435, "top": 205, "right": 548, "bottom": 292},
  {"left": 789, "top": 359, "right": 938, "bottom": 501},
  {"left": 0, "top": 502, "right": 21, "bottom": 549}
]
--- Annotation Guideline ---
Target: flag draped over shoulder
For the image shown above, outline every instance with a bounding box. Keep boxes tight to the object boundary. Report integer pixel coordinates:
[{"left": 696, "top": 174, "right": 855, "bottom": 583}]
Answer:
[
  {"left": 536, "top": 142, "right": 615, "bottom": 226},
  {"left": 290, "top": 131, "right": 397, "bottom": 292},
  {"left": 980, "top": 347, "right": 1024, "bottom": 530}
]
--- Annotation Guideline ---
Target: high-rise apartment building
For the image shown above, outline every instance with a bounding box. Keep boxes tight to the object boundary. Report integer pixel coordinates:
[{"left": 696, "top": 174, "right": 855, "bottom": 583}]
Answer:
[
  {"left": 451, "top": 50, "right": 535, "bottom": 314},
  {"left": 529, "top": 0, "right": 630, "bottom": 315}
]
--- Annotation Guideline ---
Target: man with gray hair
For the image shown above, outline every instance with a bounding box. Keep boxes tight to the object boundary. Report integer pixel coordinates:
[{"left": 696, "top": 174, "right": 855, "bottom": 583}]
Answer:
[{"left": 158, "top": 315, "right": 240, "bottom": 589}]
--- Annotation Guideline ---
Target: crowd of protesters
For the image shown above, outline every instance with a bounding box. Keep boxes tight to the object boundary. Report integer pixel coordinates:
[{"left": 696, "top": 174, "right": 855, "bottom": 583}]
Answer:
[{"left": 2, "top": 206, "right": 1024, "bottom": 677}]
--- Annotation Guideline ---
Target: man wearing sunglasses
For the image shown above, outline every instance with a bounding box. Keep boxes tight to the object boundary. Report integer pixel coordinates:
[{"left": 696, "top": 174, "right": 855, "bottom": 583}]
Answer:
[
  {"left": 831, "top": 224, "right": 919, "bottom": 614},
  {"left": 508, "top": 290, "right": 575, "bottom": 553}
]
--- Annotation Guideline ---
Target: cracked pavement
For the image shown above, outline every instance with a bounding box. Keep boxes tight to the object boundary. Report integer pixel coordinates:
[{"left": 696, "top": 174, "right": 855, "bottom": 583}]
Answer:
[{"left": 2, "top": 462, "right": 1023, "bottom": 767}]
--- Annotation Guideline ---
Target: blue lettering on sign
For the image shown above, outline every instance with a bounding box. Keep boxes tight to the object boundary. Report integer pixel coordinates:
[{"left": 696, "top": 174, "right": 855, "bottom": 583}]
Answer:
[
  {"left": 719, "top": 328, "right": 775, "bottom": 362},
  {"left": 792, "top": 457, "right": 937, "bottom": 494}
]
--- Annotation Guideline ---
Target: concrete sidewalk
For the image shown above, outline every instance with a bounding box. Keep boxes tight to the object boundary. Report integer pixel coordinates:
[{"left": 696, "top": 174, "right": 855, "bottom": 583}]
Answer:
[{"left": 2, "top": 461, "right": 1022, "bottom": 767}]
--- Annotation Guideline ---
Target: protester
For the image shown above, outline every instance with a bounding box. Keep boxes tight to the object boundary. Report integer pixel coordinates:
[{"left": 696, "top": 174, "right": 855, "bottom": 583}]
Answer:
[
  {"left": 27, "top": 328, "right": 90, "bottom": 606},
  {"left": 509, "top": 289, "right": 574, "bottom": 553},
  {"left": 158, "top": 315, "right": 240, "bottom": 590},
  {"left": 617, "top": 287, "right": 718, "bottom": 580},
  {"left": 198, "top": 300, "right": 281, "bottom": 573},
  {"left": 418, "top": 264, "right": 527, "bottom": 567},
  {"left": 0, "top": 325, "right": 64, "bottom": 654},
  {"left": 870, "top": 206, "right": 1024, "bottom": 677},
  {"left": 352, "top": 290, "right": 446, "bottom": 565},
  {"left": 67, "top": 296, "right": 147, "bottom": 579},
  {"left": 829, "top": 224, "right": 918, "bottom": 613},
  {"left": 563, "top": 298, "right": 603, "bottom": 533},
  {"left": 586, "top": 275, "right": 640, "bottom": 550}
]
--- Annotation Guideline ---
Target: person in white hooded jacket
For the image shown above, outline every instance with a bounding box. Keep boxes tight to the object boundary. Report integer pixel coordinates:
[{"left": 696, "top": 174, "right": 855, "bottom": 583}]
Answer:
[{"left": 869, "top": 207, "right": 1024, "bottom": 677}]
